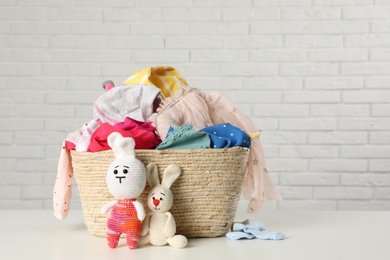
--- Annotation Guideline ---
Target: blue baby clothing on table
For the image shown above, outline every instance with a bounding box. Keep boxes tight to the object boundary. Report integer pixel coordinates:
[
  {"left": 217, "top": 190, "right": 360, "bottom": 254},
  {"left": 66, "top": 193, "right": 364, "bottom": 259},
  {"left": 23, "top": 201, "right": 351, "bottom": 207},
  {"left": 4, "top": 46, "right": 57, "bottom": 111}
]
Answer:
[
  {"left": 156, "top": 123, "right": 211, "bottom": 150},
  {"left": 226, "top": 219, "right": 285, "bottom": 241},
  {"left": 200, "top": 123, "right": 251, "bottom": 148}
]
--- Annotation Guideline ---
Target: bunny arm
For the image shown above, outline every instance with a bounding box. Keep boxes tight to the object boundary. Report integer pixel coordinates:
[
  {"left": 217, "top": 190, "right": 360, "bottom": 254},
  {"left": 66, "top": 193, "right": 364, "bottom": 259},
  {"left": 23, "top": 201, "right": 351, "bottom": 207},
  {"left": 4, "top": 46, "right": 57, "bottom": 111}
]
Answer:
[
  {"left": 133, "top": 200, "right": 145, "bottom": 221},
  {"left": 140, "top": 213, "right": 152, "bottom": 236},
  {"left": 164, "top": 212, "right": 177, "bottom": 238},
  {"left": 101, "top": 200, "right": 117, "bottom": 214}
]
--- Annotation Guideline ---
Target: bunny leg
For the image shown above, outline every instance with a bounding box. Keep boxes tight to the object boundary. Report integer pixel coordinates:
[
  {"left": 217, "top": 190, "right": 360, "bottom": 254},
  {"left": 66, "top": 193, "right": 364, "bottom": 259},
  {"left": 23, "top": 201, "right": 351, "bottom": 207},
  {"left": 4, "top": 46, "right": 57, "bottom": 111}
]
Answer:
[
  {"left": 167, "top": 235, "right": 187, "bottom": 249},
  {"left": 107, "top": 229, "right": 121, "bottom": 248},
  {"left": 138, "top": 235, "right": 150, "bottom": 247},
  {"left": 125, "top": 231, "right": 141, "bottom": 249}
]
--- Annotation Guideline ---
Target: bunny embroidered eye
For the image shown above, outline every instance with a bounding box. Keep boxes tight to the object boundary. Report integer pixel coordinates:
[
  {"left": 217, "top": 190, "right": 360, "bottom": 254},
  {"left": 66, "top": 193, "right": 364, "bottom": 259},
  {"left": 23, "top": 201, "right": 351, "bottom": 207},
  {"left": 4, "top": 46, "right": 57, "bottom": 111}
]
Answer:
[
  {"left": 123, "top": 169, "right": 128, "bottom": 174},
  {"left": 113, "top": 169, "right": 118, "bottom": 174}
]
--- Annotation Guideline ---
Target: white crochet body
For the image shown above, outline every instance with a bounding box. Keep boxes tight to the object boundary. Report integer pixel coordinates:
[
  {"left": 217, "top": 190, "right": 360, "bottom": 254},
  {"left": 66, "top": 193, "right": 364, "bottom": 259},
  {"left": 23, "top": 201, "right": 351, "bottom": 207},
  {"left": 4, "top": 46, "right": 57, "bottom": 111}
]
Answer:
[{"left": 139, "top": 163, "right": 187, "bottom": 249}]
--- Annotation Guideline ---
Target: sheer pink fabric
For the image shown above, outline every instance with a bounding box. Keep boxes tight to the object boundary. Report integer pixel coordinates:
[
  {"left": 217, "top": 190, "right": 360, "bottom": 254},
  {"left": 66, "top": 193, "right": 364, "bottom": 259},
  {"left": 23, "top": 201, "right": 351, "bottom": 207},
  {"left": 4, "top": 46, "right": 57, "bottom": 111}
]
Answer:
[
  {"left": 200, "top": 91, "right": 282, "bottom": 212},
  {"left": 149, "top": 87, "right": 281, "bottom": 212},
  {"left": 149, "top": 87, "right": 213, "bottom": 139}
]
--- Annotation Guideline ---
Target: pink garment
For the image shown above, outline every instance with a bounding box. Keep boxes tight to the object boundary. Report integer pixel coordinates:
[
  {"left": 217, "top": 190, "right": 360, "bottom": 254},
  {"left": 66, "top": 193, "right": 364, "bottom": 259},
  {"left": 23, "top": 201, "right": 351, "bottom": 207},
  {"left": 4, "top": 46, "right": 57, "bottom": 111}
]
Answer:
[
  {"left": 53, "top": 124, "right": 86, "bottom": 220},
  {"left": 87, "top": 123, "right": 160, "bottom": 152},
  {"left": 149, "top": 87, "right": 282, "bottom": 213},
  {"left": 149, "top": 87, "right": 213, "bottom": 139},
  {"left": 114, "top": 117, "right": 159, "bottom": 138}
]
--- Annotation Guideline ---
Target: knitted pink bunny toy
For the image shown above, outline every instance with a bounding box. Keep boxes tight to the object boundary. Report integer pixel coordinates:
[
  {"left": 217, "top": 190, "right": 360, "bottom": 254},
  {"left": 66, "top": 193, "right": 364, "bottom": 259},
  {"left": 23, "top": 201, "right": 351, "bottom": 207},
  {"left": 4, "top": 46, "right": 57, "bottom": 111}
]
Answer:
[
  {"left": 101, "top": 132, "right": 146, "bottom": 249},
  {"left": 139, "top": 163, "right": 187, "bottom": 248}
]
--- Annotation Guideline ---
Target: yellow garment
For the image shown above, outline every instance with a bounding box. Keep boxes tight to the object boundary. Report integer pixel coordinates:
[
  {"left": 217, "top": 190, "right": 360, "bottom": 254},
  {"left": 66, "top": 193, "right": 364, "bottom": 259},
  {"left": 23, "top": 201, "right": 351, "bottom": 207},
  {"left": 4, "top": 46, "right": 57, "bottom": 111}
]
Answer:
[
  {"left": 248, "top": 131, "right": 261, "bottom": 140},
  {"left": 124, "top": 66, "right": 188, "bottom": 98}
]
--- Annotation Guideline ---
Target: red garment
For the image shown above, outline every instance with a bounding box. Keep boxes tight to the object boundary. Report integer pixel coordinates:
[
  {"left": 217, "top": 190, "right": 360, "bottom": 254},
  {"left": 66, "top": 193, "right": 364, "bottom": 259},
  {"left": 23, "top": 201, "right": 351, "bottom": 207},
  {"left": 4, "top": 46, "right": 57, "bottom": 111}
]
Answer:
[
  {"left": 64, "top": 140, "right": 76, "bottom": 151},
  {"left": 87, "top": 122, "right": 161, "bottom": 152},
  {"left": 114, "top": 118, "right": 160, "bottom": 141}
]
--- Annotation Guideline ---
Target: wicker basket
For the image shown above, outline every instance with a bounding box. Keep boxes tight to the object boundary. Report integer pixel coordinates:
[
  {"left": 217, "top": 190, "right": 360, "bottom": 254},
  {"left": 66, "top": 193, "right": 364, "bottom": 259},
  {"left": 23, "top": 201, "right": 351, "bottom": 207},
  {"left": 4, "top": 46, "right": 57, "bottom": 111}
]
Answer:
[{"left": 71, "top": 147, "right": 249, "bottom": 238}]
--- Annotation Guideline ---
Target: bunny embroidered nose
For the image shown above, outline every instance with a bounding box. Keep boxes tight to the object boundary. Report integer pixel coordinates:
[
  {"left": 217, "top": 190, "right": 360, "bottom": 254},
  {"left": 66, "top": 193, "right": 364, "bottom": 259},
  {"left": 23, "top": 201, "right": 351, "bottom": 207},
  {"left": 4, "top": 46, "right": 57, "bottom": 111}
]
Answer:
[
  {"left": 116, "top": 176, "right": 126, "bottom": 183},
  {"left": 153, "top": 198, "right": 160, "bottom": 206}
]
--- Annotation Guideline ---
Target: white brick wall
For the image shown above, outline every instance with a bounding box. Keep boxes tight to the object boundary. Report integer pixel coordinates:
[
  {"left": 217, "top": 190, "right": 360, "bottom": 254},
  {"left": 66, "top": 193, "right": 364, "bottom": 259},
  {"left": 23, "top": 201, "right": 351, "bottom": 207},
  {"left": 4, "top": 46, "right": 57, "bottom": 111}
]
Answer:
[{"left": 1, "top": 0, "right": 390, "bottom": 211}]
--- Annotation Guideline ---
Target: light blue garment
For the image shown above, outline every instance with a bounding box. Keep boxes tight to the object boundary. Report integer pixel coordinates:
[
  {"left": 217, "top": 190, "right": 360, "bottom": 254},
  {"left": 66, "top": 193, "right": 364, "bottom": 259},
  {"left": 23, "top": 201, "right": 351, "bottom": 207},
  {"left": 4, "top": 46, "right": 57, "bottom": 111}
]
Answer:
[
  {"left": 156, "top": 124, "right": 211, "bottom": 150},
  {"left": 226, "top": 219, "right": 285, "bottom": 241},
  {"left": 226, "top": 231, "right": 255, "bottom": 240}
]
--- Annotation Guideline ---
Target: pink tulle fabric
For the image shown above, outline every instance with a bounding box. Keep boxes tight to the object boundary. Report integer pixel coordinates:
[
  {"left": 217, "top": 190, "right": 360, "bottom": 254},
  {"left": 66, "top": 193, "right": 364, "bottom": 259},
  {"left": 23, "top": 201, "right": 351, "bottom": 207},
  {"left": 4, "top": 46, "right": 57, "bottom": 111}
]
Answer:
[
  {"left": 149, "top": 87, "right": 282, "bottom": 213},
  {"left": 149, "top": 87, "right": 213, "bottom": 139}
]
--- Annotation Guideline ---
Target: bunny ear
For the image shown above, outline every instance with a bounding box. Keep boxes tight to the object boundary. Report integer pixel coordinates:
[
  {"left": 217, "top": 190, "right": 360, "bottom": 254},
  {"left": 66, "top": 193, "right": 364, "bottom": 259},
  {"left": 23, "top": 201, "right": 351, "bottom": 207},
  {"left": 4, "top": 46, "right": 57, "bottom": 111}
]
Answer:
[
  {"left": 107, "top": 132, "right": 136, "bottom": 159},
  {"left": 161, "top": 164, "right": 181, "bottom": 189},
  {"left": 107, "top": 132, "right": 121, "bottom": 149},
  {"left": 146, "top": 163, "right": 159, "bottom": 188},
  {"left": 119, "top": 138, "right": 136, "bottom": 158}
]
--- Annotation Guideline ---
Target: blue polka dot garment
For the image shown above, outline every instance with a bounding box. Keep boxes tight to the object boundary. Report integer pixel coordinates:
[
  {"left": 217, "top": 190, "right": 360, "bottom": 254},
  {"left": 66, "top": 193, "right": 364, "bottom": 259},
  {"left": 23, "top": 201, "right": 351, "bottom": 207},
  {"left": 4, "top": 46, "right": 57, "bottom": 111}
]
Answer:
[{"left": 200, "top": 123, "right": 251, "bottom": 149}]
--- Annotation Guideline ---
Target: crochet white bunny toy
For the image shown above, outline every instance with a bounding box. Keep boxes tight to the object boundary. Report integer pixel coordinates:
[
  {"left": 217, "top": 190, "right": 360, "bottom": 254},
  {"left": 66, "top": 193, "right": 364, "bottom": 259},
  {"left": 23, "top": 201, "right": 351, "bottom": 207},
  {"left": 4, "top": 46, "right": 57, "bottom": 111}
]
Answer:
[
  {"left": 101, "top": 132, "right": 146, "bottom": 249},
  {"left": 139, "top": 163, "right": 187, "bottom": 249}
]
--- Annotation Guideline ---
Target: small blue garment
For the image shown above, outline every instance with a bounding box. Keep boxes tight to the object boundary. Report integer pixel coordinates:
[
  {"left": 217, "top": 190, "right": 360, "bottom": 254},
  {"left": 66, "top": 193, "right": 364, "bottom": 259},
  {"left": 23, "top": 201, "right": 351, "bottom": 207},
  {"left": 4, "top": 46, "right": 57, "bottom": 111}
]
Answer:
[
  {"left": 200, "top": 123, "right": 251, "bottom": 149},
  {"left": 226, "top": 219, "right": 285, "bottom": 241},
  {"left": 166, "top": 125, "right": 175, "bottom": 137}
]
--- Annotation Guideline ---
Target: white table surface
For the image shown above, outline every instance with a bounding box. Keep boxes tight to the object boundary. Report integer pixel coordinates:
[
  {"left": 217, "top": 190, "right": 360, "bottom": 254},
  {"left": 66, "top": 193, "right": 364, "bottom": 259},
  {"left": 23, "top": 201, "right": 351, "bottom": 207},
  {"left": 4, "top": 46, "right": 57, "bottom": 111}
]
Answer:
[{"left": 1, "top": 208, "right": 389, "bottom": 260}]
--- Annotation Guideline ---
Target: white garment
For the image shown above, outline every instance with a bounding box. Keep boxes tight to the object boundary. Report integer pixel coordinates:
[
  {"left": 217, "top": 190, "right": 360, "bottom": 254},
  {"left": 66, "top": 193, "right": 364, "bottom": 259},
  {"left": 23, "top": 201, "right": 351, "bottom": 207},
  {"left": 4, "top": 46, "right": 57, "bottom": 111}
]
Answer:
[
  {"left": 93, "top": 84, "right": 161, "bottom": 124},
  {"left": 75, "top": 119, "right": 100, "bottom": 152}
]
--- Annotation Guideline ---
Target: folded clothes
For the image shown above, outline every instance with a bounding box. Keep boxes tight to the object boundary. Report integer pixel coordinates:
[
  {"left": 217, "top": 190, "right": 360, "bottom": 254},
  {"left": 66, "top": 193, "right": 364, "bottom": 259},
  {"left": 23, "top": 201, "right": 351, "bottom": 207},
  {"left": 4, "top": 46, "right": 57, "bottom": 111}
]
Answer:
[
  {"left": 156, "top": 123, "right": 210, "bottom": 150},
  {"left": 93, "top": 84, "right": 161, "bottom": 124},
  {"left": 87, "top": 122, "right": 161, "bottom": 152},
  {"left": 200, "top": 123, "right": 251, "bottom": 149}
]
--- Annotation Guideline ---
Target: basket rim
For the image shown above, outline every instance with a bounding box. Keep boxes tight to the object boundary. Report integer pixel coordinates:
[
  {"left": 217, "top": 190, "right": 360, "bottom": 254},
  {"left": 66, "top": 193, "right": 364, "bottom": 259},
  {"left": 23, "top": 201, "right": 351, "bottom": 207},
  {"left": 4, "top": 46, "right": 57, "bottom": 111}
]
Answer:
[{"left": 71, "top": 146, "right": 249, "bottom": 155}]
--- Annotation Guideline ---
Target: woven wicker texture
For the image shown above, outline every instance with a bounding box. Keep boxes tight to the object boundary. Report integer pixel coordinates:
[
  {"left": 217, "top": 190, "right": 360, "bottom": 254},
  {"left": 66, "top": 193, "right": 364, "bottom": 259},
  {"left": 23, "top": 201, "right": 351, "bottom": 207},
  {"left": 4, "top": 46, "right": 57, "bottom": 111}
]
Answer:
[{"left": 71, "top": 147, "right": 249, "bottom": 238}]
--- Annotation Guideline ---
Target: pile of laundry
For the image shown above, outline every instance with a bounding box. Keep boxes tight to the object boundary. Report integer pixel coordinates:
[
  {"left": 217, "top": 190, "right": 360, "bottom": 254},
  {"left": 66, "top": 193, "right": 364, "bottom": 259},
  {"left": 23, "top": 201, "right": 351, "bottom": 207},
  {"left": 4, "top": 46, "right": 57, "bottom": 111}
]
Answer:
[{"left": 53, "top": 66, "right": 282, "bottom": 220}]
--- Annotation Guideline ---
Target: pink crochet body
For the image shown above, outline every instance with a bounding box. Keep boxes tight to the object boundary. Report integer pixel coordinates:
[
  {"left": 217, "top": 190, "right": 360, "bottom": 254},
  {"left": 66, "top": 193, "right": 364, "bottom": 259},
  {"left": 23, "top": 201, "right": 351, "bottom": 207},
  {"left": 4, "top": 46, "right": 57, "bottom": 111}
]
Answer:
[{"left": 107, "top": 199, "right": 141, "bottom": 249}]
